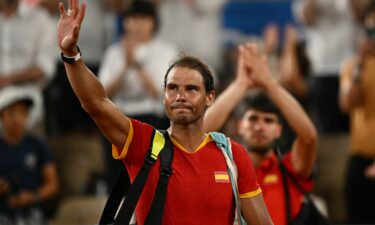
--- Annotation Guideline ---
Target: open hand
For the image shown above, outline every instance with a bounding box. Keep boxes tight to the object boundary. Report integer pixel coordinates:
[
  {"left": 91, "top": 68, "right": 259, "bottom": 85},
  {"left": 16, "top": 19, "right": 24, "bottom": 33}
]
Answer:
[{"left": 57, "top": 0, "right": 86, "bottom": 55}]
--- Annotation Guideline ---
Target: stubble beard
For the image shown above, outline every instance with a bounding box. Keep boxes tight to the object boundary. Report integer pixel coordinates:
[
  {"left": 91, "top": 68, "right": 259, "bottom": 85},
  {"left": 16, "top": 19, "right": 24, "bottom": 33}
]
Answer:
[
  {"left": 170, "top": 113, "right": 202, "bottom": 126},
  {"left": 247, "top": 142, "right": 274, "bottom": 156}
]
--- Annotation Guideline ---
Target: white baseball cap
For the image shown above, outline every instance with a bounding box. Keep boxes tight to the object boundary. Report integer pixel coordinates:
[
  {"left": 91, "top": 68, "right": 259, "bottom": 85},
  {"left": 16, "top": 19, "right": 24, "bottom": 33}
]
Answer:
[{"left": 0, "top": 86, "right": 42, "bottom": 128}]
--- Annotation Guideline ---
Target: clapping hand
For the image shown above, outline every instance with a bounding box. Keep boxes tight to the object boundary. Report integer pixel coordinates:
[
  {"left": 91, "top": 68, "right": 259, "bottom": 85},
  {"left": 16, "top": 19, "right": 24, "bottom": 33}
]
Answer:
[
  {"left": 57, "top": 0, "right": 86, "bottom": 55},
  {"left": 235, "top": 45, "right": 255, "bottom": 89},
  {"left": 241, "top": 43, "right": 275, "bottom": 90}
]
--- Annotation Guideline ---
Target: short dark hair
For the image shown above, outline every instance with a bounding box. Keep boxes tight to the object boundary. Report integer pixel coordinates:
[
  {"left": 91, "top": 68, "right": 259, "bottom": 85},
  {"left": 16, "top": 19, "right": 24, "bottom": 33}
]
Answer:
[
  {"left": 123, "top": 0, "right": 159, "bottom": 34},
  {"left": 243, "top": 91, "right": 280, "bottom": 118},
  {"left": 163, "top": 55, "right": 215, "bottom": 93}
]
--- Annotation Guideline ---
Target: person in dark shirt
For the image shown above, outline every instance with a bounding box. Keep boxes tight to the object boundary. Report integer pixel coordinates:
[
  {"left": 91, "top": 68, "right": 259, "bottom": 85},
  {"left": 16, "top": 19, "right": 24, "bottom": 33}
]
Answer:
[{"left": 0, "top": 86, "right": 59, "bottom": 225}]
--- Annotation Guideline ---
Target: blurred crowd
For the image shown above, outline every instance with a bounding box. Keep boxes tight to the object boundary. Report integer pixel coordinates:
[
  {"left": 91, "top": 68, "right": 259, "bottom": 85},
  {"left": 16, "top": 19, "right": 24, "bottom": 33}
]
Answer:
[{"left": 1, "top": 0, "right": 375, "bottom": 224}]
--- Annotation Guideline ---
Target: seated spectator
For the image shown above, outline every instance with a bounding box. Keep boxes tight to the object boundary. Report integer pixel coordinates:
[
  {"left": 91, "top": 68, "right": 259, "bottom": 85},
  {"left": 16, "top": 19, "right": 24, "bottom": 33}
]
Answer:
[{"left": 0, "top": 86, "right": 59, "bottom": 225}]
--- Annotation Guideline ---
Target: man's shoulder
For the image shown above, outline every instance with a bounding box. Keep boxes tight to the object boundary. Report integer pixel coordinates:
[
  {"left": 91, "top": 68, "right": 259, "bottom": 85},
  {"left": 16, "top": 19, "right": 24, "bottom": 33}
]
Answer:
[{"left": 129, "top": 118, "right": 156, "bottom": 140}]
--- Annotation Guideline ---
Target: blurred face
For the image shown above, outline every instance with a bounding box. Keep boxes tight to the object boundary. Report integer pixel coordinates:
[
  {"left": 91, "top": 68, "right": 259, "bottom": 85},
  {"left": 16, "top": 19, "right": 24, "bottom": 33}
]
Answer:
[
  {"left": 239, "top": 109, "right": 282, "bottom": 155},
  {"left": 0, "top": 102, "right": 29, "bottom": 141},
  {"left": 124, "top": 15, "right": 155, "bottom": 42},
  {"left": 163, "top": 66, "right": 214, "bottom": 125}
]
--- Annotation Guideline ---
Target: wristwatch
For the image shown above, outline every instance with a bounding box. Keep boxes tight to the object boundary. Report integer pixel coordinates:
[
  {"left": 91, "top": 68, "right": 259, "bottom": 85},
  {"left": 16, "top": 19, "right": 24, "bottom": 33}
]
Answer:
[{"left": 61, "top": 46, "right": 82, "bottom": 64}]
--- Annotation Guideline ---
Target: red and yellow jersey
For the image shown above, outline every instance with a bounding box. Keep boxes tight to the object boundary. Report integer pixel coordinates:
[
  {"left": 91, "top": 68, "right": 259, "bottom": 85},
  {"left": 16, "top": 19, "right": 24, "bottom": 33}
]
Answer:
[
  {"left": 255, "top": 153, "right": 314, "bottom": 225},
  {"left": 113, "top": 119, "right": 261, "bottom": 225}
]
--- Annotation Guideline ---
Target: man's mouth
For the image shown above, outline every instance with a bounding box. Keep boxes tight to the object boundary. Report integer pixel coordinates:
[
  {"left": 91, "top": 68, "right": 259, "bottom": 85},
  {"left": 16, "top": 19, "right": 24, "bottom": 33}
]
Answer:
[{"left": 171, "top": 104, "right": 192, "bottom": 110}]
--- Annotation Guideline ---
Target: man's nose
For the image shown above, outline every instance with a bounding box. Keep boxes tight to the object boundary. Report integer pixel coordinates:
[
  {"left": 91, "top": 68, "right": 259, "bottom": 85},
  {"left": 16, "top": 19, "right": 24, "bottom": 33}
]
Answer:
[
  {"left": 176, "top": 91, "right": 186, "bottom": 101},
  {"left": 253, "top": 122, "right": 263, "bottom": 131}
]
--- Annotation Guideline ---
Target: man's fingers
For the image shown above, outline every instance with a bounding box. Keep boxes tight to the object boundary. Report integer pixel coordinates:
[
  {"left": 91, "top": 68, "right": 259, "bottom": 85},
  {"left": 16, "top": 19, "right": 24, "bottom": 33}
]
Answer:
[
  {"left": 245, "top": 43, "right": 257, "bottom": 54},
  {"left": 68, "top": 0, "right": 73, "bottom": 11},
  {"left": 237, "top": 46, "right": 245, "bottom": 71},
  {"left": 242, "top": 44, "right": 254, "bottom": 65},
  {"left": 59, "top": 2, "right": 66, "bottom": 17},
  {"left": 72, "top": 0, "right": 77, "bottom": 10},
  {"left": 72, "top": 0, "right": 79, "bottom": 17},
  {"left": 238, "top": 45, "right": 245, "bottom": 61},
  {"left": 76, "top": 1, "right": 86, "bottom": 23}
]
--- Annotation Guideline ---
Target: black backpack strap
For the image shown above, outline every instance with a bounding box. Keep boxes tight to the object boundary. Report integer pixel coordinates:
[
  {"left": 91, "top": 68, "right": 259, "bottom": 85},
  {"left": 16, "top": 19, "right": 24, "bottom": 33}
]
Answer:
[
  {"left": 99, "top": 168, "right": 130, "bottom": 224},
  {"left": 276, "top": 147, "right": 316, "bottom": 224},
  {"left": 98, "top": 129, "right": 173, "bottom": 225},
  {"left": 144, "top": 130, "right": 173, "bottom": 225},
  {"left": 113, "top": 129, "right": 165, "bottom": 225},
  {"left": 276, "top": 148, "right": 313, "bottom": 199},
  {"left": 278, "top": 154, "right": 293, "bottom": 224}
]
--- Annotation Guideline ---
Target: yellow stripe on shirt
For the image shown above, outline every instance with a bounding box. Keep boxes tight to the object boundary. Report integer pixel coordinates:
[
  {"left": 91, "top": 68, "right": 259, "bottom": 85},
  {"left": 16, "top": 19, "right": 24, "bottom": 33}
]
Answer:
[
  {"left": 240, "top": 187, "right": 262, "bottom": 199},
  {"left": 112, "top": 120, "right": 134, "bottom": 160},
  {"left": 170, "top": 135, "right": 212, "bottom": 154}
]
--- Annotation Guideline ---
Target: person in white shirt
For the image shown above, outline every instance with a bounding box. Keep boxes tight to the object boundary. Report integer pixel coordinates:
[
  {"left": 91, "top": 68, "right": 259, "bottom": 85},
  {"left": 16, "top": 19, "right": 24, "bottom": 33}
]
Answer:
[
  {"left": 0, "top": 0, "right": 57, "bottom": 129},
  {"left": 99, "top": 0, "right": 178, "bottom": 129}
]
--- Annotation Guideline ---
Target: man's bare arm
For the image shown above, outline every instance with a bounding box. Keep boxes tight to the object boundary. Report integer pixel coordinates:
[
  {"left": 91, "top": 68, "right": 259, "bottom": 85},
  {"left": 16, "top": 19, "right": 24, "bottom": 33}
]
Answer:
[
  {"left": 241, "top": 194, "right": 274, "bottom": 225},
  {"left": 57, "top": 0, "right": 130, "bottom": 149},
  {"left": 203, "top": 46, "right": 253, "bottom": 132},
  {"left": 243, "top": 44, "right": 317, "bottom": 178}
]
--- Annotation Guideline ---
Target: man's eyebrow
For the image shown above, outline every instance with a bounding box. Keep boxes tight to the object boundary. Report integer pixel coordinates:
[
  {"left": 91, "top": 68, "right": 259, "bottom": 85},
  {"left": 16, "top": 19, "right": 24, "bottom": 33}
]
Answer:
[
  {"left": 166, "top": 83, "right": 177, "bottom": 87},
  {"left": 186, "top": 84, "right": 200, "bottom": 88}
]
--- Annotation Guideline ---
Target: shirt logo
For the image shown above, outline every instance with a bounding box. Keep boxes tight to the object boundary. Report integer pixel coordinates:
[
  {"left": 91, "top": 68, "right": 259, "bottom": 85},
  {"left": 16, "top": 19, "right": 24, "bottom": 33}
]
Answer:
[
  {"left": 214, "top": 171, "right": 229, "bottom": 183},
  {"left": 24, "top": 153, "right": 37, "bottom": 169}
]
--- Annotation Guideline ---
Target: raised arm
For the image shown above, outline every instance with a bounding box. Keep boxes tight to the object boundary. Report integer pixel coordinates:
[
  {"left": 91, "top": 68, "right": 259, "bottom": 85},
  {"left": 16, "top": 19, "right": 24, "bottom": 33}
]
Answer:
[
  {"left": 57, "top": 0, "right": 130, "bottom": 149},
  {"left": 244, "top": 44, "right": 317, "bottom": 178},
  {"left": 203, "top": 45, "right": 254, "bottom": 132}
]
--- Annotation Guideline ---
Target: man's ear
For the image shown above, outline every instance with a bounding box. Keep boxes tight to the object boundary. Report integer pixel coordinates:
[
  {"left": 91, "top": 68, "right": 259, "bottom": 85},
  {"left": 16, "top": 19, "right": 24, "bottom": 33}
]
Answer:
[
  {"left": 162, "top": 91, "right": 166, "bottom": 105},
  {"left": 206, "top": 90, "right": 215, "bottom": 107}
]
